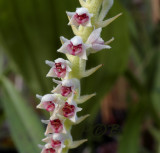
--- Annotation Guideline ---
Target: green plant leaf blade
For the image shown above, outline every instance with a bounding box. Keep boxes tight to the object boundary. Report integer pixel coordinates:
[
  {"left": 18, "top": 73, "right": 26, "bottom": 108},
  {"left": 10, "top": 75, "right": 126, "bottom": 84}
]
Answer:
[{"left": 0, "top": 76, "right": 44, "bottom": 153}]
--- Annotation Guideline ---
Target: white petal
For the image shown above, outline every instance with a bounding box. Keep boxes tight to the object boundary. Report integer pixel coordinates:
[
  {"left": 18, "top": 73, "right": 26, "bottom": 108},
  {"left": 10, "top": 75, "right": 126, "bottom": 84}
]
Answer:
[
  {"left": 36, "top": 102, "right": 44, "bottom": 109},
  {"left": 53, "top": 79, "right": 61, "bottom": 84},
  {"left": 52, "top": 84, "right": 62, "bottom": 94},
  {"left": 84, "top": 19, "right": 92, "bottom": 27},
  {"left": 57, "top": 42, "right": 70, "bottom": 54},
  {"left": 87, "top": 28, "right": 102, "bottom": 44},
  {"left": 62, "top": 79, "right": 73, "bottom": 87},
  {"left": 66, "top": 11, "right": 75, "bottom": 17},
  {"left": 79, "top": 50, "right": 87, "bottom": 60},
  {"left": 45, "top": 60, "right": 54, "bottom": 67},
  {"left": 36, "top": 94, "right": 43, "bottom": 100},
  {"left": 41, "top": 94, "right": 56, "bottom": 102},
  {"left": 41, "top": 120, "right": 50, "bottom": 124},
  {"left": 69, "top": 114, "right": 78, "bottom": 123},
  {"left": 60, "top": 36, "right": 69, "bottom": 44},
  {"left": 45, "top": 123, "right": 54, "bottom": 135},
  {"left": 92, "top": 44, "right": 111, "bottom": 51},
  {"left": 46, "top": 67, "right": 57, "bottom": 77},
  {"left": 42, "top": 136, "right": 51, "bottom": 143},
  {"left": 76, "top": 7, "right": 88, "bottom": 15},
  {"left": 70, "top": 36, "right": 83, "bottom": 46},
  {"left": 68, "top": 16, "right": 79, "bottom": 26}
]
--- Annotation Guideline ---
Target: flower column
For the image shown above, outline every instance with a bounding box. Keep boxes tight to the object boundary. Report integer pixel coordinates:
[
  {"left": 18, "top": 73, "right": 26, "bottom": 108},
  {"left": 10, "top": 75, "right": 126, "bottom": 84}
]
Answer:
[{"left": 36, "top": 0, "right": 121, "bottom": 153}]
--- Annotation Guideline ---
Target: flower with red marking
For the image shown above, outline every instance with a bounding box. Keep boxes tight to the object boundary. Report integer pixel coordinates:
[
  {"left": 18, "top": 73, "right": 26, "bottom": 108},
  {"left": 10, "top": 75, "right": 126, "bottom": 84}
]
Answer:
[
  {"left": 86, "top": 28, "right": 111, "bottom": 53},
  {"left": 52, "top": 78, "right": 80, "bottom": 98},
  {"left": 36, "top": 94, "right": 60, "bottom": 112},
  {"left": 62, "top": 102, "right": 75, "bottom": 118},
  {"left": 66, "top": 7, "right": 93, "bottom": 27},
  {"left": 50, "top": 119, "right": 63, "bottom": 133},
  {"left": 44, "top": 148, "right": 55, "bottom": 153},
  {"left": 58, "top": 36, "right": 90, "bottom": 60},
  {"left": 46, "top": 58, "right": 71, "bottom": 79},
  {"left": 42, "top": 133, "right": 66, "bottom": 153},
  {"left": 39, "top": 144, "right": 56, "bottom": 153},
  {"left": 42, "top": 118, "right": 66, "bottom": 135}
]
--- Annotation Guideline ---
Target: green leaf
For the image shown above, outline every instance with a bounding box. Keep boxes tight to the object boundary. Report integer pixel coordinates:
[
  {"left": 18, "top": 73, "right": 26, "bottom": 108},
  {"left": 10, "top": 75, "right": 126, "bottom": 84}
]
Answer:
[
  {"left": 118, "top": 100, "right": 147, "bottom": 153},
  {"left": 0, "top": 76, "right": 44, "bottom": 153}
]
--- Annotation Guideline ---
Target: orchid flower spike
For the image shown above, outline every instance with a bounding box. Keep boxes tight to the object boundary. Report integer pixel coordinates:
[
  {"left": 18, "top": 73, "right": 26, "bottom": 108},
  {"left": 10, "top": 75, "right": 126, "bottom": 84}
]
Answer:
[
  {"left": 66, "top": 7, "right": 93, "bottom": 27},
  {"left": 52, "top": 78, "right": 80, "bottom": 98},
  {"left": 37, "top": 0, "right": 121, "bottom": 152},
  {"left": 45, "top": 58, "right": 72, "bottom": 79},
  {"left": 58, "top": 36, "right": 90, "bottom": 60},
  {"left": 86, "top": 28, "right": 111, "bottom": 53}
]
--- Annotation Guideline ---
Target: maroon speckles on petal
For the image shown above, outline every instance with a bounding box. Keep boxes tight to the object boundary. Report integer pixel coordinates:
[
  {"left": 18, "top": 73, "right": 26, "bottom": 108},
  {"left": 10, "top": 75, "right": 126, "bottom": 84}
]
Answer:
[
  {"left": 50, "top": 119, "right": 63, "bottom": 133},
  {"left": 51, "top": 139, "right": 61, "bottom": 148},
  {"left": 62, "top": 102, "right": 75, "bottom": 118},
  {"left": 74, "top": 13, "right": 89, "bottom": 25},
  {"left": 61, "top": 86, "right": 72, "bottom": 97},
  {"left": 43, "top": 101, "right": 55, "bottom": 112},
  {"left": 45, "top": 148, "right": 55, "bottom": 153},
  {"left": 67, "top": 42, "right": 82, "bottom": 56},
  {"left": 54, "top": 63, "right": 66, "bottom": 78}
]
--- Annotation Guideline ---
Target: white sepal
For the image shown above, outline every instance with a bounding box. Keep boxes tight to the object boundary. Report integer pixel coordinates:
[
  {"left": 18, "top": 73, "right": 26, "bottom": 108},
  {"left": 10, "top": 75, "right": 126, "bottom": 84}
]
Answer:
[
  {"left": 86, "top": 28, "right": 111, "bottom": 53},
  {"left": 57, "top": 36, "right": 89, "bottom": 60}
]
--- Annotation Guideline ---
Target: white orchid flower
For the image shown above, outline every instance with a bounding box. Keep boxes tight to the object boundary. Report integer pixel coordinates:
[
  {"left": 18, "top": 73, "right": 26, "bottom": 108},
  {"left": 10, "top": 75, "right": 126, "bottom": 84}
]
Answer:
[
  {"left": 58, "top": 36, "right": 90, "bottom": 60},
  {"left": 66, "top": 7, "right": 93, "bottom": 27},
  {"left": 45, "top": 58, "right": 72, "bottom": 79},
  {"left": 52, "top": 78, "right": 80, "bottom": 98},
  {"left": 36, "top": 94, "right": 62, "bottom": 112},
  {"left": 42, "top": 133, "right": 66, "bottom": 153},
  {"left": 86, "top": 28, "right": 111, "bottom": 53},
  {"left": 40, "top": 144, "right": 56, "bottom": 153},
  {"left": 50, "top": 98, "right": 82, "bottom": 123},
  {"left": 42, "top": 117, "right": 67, "bottom": 135}
]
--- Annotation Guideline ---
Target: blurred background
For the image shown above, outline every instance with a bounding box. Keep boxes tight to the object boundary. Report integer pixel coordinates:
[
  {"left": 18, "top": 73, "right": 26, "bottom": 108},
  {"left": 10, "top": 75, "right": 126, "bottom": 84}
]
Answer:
[{"left": 0, "top": 0, "right": 159, "bottom": 153}]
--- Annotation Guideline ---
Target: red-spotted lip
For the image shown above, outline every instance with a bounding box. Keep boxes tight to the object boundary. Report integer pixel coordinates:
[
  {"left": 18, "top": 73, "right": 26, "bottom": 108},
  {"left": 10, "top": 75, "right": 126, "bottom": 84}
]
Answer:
[
  {"left": 67, "top": 42, "right": 82, "bottom": 56},
  {"left": 51, "top": 139, "right": 62, "bottom": 148},
  {"left": 54, "top": 63, "right": 66, "bottom": 78},
  {"left": 62, "top": 102, "right": 75, "bottom": 118},
  {"left": 45, "top": 148, "right": 55, "bottom": 153},
  {"left": 43, "top": 101, "right": 55, "bottom": 112},
  {"left": 61, "top": 86, "right": 72, "bottom": 97},
  {"left": 50, "top": 119, "right": 63, "bottom": 133},
  {"left": 74, "top": 13, "right": 89, "bottom": 24}
]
